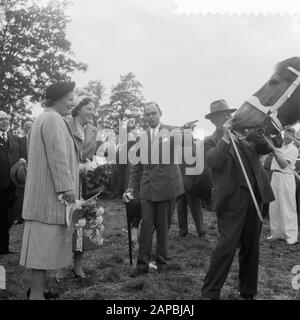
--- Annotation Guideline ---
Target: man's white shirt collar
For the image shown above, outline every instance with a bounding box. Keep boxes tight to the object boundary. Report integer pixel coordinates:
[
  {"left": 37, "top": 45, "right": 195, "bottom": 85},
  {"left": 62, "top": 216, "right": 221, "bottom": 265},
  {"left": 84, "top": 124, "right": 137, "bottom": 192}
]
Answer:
[
  {"left": 0, "top": 130, "right": 7, "bottom": 140},
  {"left": 150, "top": 123, "right": 161, "bottom": 138}
]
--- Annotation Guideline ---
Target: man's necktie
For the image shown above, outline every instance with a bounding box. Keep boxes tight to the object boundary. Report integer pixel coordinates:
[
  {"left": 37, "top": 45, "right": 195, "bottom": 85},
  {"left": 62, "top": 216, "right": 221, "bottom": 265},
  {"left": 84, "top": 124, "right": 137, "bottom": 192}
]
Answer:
[
  {"left": 151, "top": 129, "right": 157, "bottom": 145},
  {"left": 1, "top": 132, "right": 6, "bottom": 142}
]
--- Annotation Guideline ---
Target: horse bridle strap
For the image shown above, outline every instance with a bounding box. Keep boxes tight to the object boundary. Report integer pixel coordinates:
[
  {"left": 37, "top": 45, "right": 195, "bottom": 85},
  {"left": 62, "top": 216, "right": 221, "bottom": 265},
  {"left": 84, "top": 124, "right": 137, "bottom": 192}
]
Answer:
[{"left": 245, "top": 66, "right": 300, "bottom": 132}]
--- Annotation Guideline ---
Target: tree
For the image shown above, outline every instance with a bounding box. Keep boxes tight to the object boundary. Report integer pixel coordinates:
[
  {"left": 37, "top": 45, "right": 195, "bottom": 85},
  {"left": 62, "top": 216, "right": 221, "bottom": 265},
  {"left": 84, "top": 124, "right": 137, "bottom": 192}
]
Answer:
[
  {"left": 102, "top": 72, "right": 145, "bottom": 134},
  {"left": 76, "top": 79, "right": 105, "bottom": 126},
  {"left": 0, "top": 0, "right": 88, "bottom": 131}
]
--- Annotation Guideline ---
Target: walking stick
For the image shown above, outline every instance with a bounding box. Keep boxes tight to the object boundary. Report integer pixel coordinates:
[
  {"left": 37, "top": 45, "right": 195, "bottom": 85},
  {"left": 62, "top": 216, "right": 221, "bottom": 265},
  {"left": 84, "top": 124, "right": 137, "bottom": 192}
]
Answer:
[
  {"left": 228, "top": 129, "right": 263, "bottom": 222},
  {"left": 125, "top": 204, "right": 133, "bottom": 267}
]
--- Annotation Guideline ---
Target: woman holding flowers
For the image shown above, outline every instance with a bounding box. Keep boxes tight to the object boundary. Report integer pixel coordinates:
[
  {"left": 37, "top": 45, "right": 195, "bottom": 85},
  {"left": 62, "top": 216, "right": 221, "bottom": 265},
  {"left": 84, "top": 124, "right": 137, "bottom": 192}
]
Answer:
[{"left": 55, "top": 96, "right": 103, "bottom": 281}]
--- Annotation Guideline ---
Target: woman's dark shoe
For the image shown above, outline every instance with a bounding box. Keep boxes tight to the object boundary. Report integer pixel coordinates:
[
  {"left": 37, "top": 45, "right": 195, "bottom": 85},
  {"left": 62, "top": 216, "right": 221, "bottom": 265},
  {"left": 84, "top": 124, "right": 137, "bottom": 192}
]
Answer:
[
  {"left": 26, "top": 289, "right": 59, "bottom": 300},
  {"left": 71, "top": 268, "right": 86, "bottom": 279},
  {"left": 129, "top": 268, "right": 149, "bottom": 278}
]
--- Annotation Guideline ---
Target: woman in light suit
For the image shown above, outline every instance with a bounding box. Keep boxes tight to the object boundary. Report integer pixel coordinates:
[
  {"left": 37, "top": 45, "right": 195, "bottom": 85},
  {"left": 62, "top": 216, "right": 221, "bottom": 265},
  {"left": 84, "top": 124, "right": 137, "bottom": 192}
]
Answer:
[
  {"left": 56, "top": 97, "right": 98, "bottom": 280},
  {"left": 20, "top": 81, "right": 78, "bottom": 300}
]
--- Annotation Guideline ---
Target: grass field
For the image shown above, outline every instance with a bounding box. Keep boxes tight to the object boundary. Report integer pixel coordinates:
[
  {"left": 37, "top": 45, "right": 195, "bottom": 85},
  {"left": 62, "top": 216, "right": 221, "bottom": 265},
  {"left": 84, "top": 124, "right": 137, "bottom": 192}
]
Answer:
[{"left": 0, "top": 198, "right": 299, "bottom": 300}]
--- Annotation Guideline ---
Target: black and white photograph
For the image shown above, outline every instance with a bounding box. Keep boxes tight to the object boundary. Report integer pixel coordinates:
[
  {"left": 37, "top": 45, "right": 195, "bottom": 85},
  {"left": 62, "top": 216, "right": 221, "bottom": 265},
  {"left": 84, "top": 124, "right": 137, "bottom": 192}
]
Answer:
[{"left": 0, "top": 0, "right": 300, "bottom": 306}]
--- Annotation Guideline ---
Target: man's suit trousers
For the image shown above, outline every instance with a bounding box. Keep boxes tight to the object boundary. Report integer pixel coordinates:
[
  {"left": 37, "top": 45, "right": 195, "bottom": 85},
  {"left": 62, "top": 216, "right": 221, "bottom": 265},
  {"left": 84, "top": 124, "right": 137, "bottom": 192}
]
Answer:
[
  {"left": 137, "top": 199, "right": 176, "bottom": 270},
  {"left": 177, "top": 193, "right": 204, "bottom": 235},
  {"left": 202, "top": 186, "right": 262, "bottom": 299},
  {"left": 0, "top": 186, "right": 15, "bottom": 253}
]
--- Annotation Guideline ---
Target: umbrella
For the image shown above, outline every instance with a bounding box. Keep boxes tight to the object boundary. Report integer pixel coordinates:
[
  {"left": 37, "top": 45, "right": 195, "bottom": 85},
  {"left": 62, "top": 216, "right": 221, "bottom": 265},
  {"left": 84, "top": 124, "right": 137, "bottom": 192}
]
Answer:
[{"left": 125, "top": 199, "right": 141, "bottom": 267}]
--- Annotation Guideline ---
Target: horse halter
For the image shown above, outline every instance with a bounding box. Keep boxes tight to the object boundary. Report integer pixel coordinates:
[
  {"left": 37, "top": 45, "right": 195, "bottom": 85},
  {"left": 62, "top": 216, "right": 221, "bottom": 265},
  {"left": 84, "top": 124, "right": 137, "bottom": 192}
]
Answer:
[{"left": 245, "top": 66, "right": 300, "bottom": 133}]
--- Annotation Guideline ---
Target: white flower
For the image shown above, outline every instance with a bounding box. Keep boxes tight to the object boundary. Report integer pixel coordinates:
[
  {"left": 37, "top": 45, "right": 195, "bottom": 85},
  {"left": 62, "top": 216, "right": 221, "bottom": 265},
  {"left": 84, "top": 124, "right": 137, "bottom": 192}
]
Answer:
[
  {"left": 77, "top": 219, "right": 86, "bottom": 227},
  {"left": 96, "top": 216, "right": 103, "bottom": 225},
  {"left": 97, "top": 207, "right": 104, "bottom": 215},
  {"left": 84, "top": 229, "right": 93, "bottom": 238}
]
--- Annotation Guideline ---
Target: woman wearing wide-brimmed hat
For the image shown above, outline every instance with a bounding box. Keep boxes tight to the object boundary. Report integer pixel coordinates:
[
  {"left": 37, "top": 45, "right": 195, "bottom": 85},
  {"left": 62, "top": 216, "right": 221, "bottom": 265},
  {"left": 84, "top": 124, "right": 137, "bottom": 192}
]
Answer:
[{"left": 20, "top": 81, "right": 79, "bottom": 300}]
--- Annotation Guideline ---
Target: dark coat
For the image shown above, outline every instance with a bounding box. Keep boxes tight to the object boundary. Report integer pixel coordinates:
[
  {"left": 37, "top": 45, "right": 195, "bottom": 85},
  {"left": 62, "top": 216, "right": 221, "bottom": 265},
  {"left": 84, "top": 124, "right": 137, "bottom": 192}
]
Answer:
[
  {"left": 18, "top": 136, "right": 28, "bottom": 161},
  {"left": 179, "top": 141, "right": 213, "bottom": 201},
  {"left": 205, "top": 129, "right": 276, "bottom": 213},
  {"left": 0, "top": 133, "right": 21, "bottom": 190},
  {"left": 128, "top": 124, "right": 185, "bottom": 202}
]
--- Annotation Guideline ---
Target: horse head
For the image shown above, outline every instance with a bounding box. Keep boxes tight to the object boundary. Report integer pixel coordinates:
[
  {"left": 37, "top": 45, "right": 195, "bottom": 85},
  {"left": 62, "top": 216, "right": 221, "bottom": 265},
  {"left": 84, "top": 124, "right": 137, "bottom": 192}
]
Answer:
[{"left": 232, "top": 57, "right": 300, "bottom": 136}]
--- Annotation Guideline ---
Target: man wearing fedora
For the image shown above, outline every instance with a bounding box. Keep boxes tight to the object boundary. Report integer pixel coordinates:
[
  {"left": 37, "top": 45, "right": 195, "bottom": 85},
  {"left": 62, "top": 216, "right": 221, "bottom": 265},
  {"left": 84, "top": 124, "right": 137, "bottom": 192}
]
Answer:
[
  {"left": 0, "top": 111, "right": 24, "bottom": 255},
  {"left": 201, "top": 99, "right": 277, "bottom": 300}
]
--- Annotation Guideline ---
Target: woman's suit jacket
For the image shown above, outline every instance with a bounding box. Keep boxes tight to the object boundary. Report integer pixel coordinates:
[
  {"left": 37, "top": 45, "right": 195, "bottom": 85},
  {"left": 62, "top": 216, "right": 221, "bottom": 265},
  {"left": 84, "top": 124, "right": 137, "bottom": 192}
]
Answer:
[
  {"left": 68, "top": 117, "right": 98, "bottom": 199},
  {"left": 22, "top": 108, "right": 79, "bottom": 225},
  {"left": 68, "top": 117, "right": 97, "bottom": 163}
]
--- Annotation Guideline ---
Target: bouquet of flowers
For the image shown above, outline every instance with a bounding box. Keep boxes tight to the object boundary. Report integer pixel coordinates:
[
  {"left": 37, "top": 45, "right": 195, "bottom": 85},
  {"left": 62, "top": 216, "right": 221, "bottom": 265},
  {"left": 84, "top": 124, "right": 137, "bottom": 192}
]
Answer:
[
  {"left": 81, "top": 156, "right": 112, "bottom": 195},
  {"left": 63, "top": 198, "right": 105, "bottom": 252}
]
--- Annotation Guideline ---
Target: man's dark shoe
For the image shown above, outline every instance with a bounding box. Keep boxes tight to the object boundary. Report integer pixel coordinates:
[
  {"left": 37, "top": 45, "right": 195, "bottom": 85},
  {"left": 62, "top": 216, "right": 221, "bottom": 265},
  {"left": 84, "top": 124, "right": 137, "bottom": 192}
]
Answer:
[
  {"left": 129, "top": 268, "right": 149, "bottom": 278},
  {"left": 179, "top": 231, "right": 188, "bottom": 237},
  {"left": 198, "top": 231, "right": 206, "bottom": 238},
  {"left": 200, "top": 295, "right": 218, "bottom": 300},
  {"left": 240, "top": 293, "right": 255, "bottom": 300},
  {"left": 0, "top": 250, "right": 14, "bottom": 255}
]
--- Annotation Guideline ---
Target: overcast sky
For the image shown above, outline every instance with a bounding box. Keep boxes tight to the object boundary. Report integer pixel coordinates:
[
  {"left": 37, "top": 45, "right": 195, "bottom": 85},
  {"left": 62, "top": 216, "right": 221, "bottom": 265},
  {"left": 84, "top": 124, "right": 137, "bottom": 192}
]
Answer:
[{"left": 34, "top": 0, "right": 300, "bottom": 135}]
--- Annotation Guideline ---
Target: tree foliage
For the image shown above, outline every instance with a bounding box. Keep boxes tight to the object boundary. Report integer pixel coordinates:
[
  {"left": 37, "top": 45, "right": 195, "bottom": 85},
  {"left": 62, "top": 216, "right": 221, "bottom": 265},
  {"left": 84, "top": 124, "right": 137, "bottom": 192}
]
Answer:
[
  {"left": 0, "top": 0, "right": 88, "bottom": 131},
  {"left": 101, "top": 72, "right": 145, "bottom": 134}
]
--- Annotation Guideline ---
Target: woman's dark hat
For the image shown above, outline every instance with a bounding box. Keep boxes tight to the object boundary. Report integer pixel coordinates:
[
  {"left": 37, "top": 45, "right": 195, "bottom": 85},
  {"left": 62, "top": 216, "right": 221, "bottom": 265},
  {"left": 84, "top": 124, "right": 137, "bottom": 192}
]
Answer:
[
  {"left": 10, "top": 160, "right": 27, "bottom": 188},
  {"left": 205, "top": 99, "right": 237, "bottom": 119},
  {"left": 45, "top": 81, "right": 75, "bottom": 101}
]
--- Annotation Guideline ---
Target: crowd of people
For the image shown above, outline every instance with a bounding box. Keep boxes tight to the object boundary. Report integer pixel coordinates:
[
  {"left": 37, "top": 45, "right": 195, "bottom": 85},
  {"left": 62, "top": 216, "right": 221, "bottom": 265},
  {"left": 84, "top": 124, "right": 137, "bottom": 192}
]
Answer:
[{"left": 0, "top": 80, "right": 299, "bottom": 300}]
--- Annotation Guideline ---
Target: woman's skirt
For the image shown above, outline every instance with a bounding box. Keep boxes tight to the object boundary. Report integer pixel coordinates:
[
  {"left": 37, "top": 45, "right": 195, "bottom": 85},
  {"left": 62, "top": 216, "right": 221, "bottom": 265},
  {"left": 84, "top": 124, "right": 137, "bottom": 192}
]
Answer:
[{"left": 20, "top": 220, "right": 73, "bottom": 270}]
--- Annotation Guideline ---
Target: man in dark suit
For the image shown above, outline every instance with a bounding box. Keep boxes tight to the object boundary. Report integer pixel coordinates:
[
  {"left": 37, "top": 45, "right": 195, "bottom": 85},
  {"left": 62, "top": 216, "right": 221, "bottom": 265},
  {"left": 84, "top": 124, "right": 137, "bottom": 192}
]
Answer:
[
  {"left": 201, "top": 100, "right": 280, "bottom": 300},
  {"left": 177, "top": 144, "right": 206, "bottom": 238},
  {"left": 0, "top": 111, "right": 22, "bottom": 255},
  {"left": 9, "top": 120, "right": 33, "bottom": 226},
  {"left": 127, "top": 102, "right": 185, "bottom": 277}
]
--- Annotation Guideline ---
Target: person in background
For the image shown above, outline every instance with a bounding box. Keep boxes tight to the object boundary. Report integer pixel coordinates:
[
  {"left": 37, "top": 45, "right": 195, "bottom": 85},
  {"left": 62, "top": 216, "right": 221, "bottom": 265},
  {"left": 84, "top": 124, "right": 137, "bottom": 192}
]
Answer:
[
  {"left": 267, "top": 127, "right": 299, "bottom": 245},
  {"left": 19, "top": 120, "right": 33, "bottom": 161},
  {"left": 261, "top": 153, "right": 274, "bottom": 219},
  {"left": 20, "top": 81, "right": 78, "bottom": 300},
  {"left": 0, "top": 111, "right": 23, "bottom": 255},
  {"left": 294, "top": 130, "right": 300, "bottom": 226},
  {"left": 10, "top": 120, "right": 34, "bottom": 226},
  {"left": 176, "top": 142, "right": 206, "bottom": 238}
]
